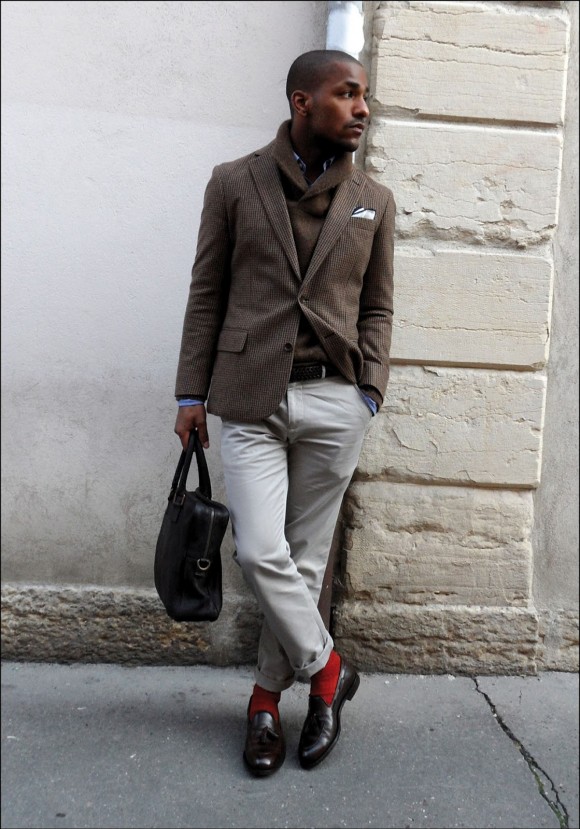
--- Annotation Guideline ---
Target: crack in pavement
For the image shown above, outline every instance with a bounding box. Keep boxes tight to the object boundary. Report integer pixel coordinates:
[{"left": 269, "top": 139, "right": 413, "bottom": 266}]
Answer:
[{"left": 472, "top": 677, "right": 570, "bottom": 829}]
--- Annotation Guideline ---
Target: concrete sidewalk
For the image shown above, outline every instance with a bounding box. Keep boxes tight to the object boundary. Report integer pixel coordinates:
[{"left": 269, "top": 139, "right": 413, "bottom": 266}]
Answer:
[{"left": 1, "top": 662, "right": 577, "bottom": 829}]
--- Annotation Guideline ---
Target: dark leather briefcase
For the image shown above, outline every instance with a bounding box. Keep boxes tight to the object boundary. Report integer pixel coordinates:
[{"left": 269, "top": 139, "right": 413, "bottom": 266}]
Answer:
[{"left": 154, "top": 430, "right": 229, "bottom": 622}]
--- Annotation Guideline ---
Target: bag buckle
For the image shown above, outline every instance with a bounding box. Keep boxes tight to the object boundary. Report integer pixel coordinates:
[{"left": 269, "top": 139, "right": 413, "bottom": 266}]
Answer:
[{"left": 172, "top": 492, "right": 185, "bottom": 506}]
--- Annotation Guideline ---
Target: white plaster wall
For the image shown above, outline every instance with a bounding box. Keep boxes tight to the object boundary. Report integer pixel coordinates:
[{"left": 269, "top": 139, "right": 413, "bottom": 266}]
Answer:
[{"left": 1, "top": 0, "right": 327, "bottom": 586}]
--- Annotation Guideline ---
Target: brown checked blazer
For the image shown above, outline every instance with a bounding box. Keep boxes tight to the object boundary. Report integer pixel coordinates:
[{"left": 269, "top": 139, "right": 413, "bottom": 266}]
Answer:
[{"left": 175, "top": 126, "right": 396, "bottom": 423}]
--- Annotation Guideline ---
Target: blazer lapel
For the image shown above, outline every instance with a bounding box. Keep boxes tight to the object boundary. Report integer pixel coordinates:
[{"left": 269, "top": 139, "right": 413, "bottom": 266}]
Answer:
[
  {"left": 302, "top": 172, "right": 364, "bottom": 287},
  {"left": 249, "top": 153, "right": 301, "bottom": 281}
]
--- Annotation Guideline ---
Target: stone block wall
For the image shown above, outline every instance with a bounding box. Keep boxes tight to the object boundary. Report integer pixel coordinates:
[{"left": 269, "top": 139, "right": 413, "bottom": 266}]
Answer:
[{"left": 333, "top": 0, "right": 576, "bottom": 673}]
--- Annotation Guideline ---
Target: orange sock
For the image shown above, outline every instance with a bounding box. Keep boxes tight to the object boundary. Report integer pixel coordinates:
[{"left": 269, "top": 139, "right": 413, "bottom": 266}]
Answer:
[
  {"left": 310, "top": 650, "right": 341, "bottom": 705},
  {"left": 248, "top": 684, "right": 281, "bottom": 722}
]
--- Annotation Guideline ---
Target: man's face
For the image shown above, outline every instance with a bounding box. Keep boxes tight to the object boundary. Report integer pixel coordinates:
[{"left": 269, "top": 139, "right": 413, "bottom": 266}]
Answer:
[{"left": 306, "top": 61, "right": 370, "bottom": 153}]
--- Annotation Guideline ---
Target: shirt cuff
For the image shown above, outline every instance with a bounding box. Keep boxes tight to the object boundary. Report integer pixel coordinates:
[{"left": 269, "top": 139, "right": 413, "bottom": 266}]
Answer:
[
  {"left": 359, "top": 384, "right": 382, "bottom": 410},
  {"left": 359, "top": 385, "right": 382, "bottom": 414},
  {"left": 358, "top": 390, "right": 378, "bottom": 416},
  {"left": 177, "top": 398, "right": 204, "bottom": 407}
]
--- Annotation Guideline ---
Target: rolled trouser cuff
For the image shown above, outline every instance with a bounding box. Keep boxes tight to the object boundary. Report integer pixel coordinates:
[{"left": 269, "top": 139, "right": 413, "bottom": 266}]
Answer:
[{"left": 254, "top": 635, "right": 334, "bottom": 692}]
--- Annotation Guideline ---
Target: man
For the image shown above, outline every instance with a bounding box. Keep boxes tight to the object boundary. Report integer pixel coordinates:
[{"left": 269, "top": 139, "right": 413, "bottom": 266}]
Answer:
[{"left": 174, "top": 50, "right": 395, "bottom": 776}]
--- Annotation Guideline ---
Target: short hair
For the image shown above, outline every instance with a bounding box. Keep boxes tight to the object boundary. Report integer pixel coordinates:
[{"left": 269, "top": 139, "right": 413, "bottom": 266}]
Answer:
[{"left": 285, "top": 49, "right": 364, "bottom": 103}]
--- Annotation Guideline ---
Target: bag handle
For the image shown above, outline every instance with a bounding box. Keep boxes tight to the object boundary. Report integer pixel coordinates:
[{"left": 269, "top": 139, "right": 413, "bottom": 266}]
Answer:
[{"left": 170, "top": 430, "right": 212, "bottom": 504}]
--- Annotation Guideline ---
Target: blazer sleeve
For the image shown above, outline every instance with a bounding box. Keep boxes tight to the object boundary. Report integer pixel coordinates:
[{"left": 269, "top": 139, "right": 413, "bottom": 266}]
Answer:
[
  {"left": 357, "top": 189, "right": 396, "bottom": 402},
  {"left": 174, "top": 167, "right": 232, "bottom": 398}
]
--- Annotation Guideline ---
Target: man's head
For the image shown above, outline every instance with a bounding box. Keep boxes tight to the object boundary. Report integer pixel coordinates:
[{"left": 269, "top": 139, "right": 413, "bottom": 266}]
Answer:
[{"left": 286, "top": 50, "right": 370, "bottom": 154}]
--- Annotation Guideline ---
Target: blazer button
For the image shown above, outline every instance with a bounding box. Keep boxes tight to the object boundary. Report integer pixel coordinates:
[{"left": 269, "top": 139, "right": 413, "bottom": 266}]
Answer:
[{"left": 283, "top": 343, "right": 293, "bottom": 352}]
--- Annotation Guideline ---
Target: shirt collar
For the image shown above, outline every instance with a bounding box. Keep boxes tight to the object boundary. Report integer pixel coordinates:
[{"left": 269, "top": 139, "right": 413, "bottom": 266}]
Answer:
[
  {"left": 271, "top": 121, "right": 353, "bottom": 195},
  {"left": 293, "top": 151, "right": 335, "bottom": 183}
]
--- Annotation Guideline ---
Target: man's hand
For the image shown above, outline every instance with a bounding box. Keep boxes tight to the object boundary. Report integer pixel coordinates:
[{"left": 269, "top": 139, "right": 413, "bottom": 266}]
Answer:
[{"left": 174, "top": 405, "right": 209, "bottom": 450}]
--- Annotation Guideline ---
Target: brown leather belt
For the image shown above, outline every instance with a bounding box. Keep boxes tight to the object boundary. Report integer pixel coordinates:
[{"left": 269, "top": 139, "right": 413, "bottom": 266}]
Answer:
[{"left": 289, "top": 363, "right": 339, "bottom": 383}]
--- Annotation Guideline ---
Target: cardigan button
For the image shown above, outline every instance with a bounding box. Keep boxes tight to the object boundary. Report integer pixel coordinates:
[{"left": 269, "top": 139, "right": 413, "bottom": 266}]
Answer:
[{"left": 283, "top": 342, "right": 293, "bottom": 352}]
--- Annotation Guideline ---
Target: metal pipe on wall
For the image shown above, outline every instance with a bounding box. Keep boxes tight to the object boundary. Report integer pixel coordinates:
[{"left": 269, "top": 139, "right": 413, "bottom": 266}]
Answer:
[{"left": 326, "top": 0, "right": 364, "bottom": 57}]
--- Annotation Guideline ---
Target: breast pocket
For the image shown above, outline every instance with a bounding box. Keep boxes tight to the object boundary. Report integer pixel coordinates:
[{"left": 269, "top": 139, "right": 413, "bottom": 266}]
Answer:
[
  {"left": 349, "top": 218, "right": 377, "bottom": 234},
  {"left": 340, "top": 222, "right": 376, "bottom": 284}
]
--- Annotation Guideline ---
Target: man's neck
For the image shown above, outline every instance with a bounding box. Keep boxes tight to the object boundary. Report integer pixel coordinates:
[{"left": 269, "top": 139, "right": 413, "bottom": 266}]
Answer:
[
  {"left": 289, "top": 129, "right": 337, "bottom": 184},
  {"left": 293, "top": 151, "right": 335, "bottom": 185}
]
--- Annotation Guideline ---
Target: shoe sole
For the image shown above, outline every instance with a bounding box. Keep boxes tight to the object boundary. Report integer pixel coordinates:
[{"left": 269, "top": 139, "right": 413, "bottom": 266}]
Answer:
[{"left": 299, "top": 671, "right": 360, "bottom": 770}]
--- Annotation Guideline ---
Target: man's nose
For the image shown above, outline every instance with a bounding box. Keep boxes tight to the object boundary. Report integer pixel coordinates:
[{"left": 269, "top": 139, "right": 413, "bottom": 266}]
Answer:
[{"left": 354, "top": 96, "right": 370, "bottom": 119}]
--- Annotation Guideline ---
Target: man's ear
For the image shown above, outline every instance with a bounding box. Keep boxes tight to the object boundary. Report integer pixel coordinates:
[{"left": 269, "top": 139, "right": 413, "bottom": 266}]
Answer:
[{"left": 291, "top": 90, "right": 311, "bottom": 118}]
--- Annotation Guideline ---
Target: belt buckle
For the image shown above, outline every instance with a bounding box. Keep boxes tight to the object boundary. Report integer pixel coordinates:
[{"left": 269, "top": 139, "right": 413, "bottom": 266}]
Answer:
[{"left": 319, "top": 365, "right": 326, "bottom": 379}]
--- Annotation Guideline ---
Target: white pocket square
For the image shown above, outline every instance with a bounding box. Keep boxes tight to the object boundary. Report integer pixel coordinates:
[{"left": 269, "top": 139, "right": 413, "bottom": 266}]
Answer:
[{"left": 351, "top": 207, "right": 376, "bottom": 220}]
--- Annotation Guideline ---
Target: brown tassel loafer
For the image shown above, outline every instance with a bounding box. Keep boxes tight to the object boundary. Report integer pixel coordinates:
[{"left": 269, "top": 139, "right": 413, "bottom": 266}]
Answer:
[
  {"left": 298, "top": 658, "right": 360, "bottom": 769},
  {"left": 243, "top": 711, "right": 286, "bottom": 777}
]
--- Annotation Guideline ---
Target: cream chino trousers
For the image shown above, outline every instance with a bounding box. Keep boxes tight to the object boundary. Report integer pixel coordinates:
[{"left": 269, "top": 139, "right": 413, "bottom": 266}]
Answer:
[{"left": 220, "top": 375, "right": 372, "bottom": 693}]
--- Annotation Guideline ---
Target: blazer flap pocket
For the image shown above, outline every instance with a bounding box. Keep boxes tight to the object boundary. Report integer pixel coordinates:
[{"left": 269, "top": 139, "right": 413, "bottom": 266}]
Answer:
[{"left": 217, "top": 328, "right": 248, "bottom": 353}]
